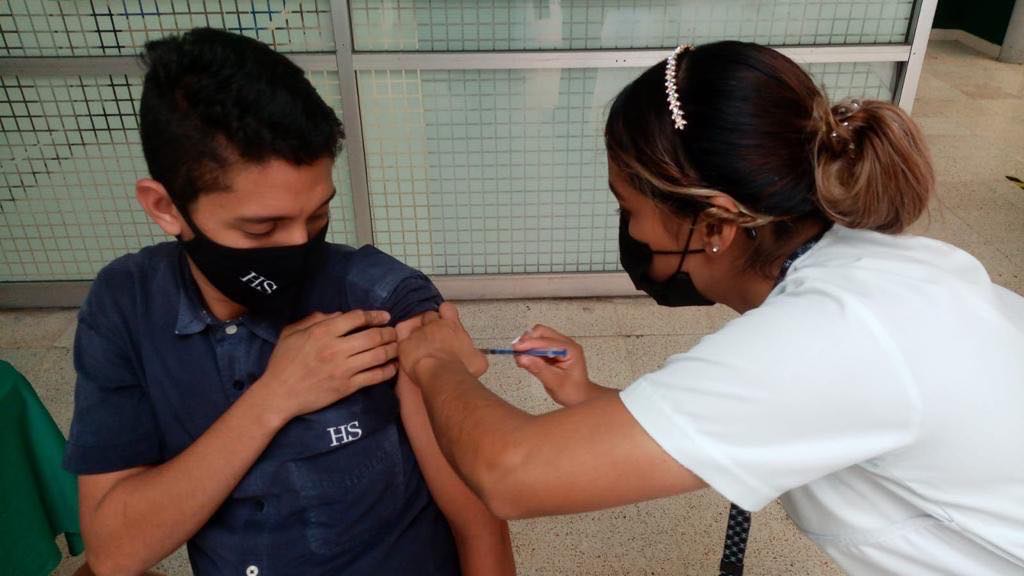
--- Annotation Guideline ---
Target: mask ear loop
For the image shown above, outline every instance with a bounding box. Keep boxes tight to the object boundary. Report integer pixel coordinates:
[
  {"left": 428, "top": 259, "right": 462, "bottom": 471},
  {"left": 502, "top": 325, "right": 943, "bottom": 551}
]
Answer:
[
  {"left": 673, "top": 214, "right": 703, "bottom": 274},
  {"left": 645, "top": 214, "right": 707, "bottom": 272},
  {"left": 171, "top": 199, "right": 205, "bottom": 242}
]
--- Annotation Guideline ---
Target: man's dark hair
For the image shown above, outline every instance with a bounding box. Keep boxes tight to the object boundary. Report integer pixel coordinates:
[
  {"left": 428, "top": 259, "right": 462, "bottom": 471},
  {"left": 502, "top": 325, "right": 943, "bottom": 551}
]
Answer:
[{"left": 139, "top": 27, "right": 344, "bottom": 208}]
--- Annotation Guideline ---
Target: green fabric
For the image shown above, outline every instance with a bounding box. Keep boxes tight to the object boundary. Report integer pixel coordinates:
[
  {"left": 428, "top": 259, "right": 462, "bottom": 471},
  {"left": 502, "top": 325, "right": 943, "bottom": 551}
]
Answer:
[{"left": 0, "top": 360, "right": 83, "bottom": 576}]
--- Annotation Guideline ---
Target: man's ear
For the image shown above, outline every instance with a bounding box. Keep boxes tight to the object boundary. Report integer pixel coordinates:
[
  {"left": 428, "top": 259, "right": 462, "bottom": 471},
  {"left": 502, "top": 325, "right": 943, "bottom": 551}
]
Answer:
[{"left": 136, "top": 178, "right": 186, "bottom": 237}]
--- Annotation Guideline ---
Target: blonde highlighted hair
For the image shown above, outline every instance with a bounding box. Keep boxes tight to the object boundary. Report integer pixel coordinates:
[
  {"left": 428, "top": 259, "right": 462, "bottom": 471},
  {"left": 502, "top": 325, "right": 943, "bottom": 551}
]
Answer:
[{"left": 605, "top": 41, "right": 935, "bottom": 275}]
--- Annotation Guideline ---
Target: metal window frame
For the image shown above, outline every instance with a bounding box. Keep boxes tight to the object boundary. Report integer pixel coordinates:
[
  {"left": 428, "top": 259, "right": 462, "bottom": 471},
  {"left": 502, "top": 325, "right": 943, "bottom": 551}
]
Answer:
[
  {"left": 0, "top": 0, "right": 938, "bottom": 308},
  {"left": 895, "top": 0, "right": 938, "bottom": 111}
]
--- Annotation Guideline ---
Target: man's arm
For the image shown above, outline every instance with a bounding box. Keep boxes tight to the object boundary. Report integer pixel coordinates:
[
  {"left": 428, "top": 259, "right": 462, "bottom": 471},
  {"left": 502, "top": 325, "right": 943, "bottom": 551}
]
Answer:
[
  {"left": 79, "top": 311, "right": 400, "bottom": 576},
  {"left": 79, "top": 385, "right": 287, "bottom": 576},
  {"left": 397, "top": 374, "right": 516, "bottom": 575},
  {"left": 395, "top": 313, "right": 515, "bottom": 576}
]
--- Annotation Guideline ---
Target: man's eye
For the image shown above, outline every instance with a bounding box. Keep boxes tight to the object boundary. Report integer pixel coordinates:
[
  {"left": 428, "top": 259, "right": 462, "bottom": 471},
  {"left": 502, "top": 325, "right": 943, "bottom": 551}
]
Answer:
[{"left": 243, "top": 227, "right": 275, "bottom": 238}]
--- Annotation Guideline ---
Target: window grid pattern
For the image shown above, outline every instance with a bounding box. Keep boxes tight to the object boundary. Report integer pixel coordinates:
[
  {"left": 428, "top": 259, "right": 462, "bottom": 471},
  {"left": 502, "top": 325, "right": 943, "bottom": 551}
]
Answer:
[
  {"left": 0, "top": 70, "right": 355, "bottom": 281},
  {"left": 358, "top": 61, "right": 898, "bottom": 276},
  {"left": 350, "top": 0, "right": 914, "bottom": 52},
  {"left": 0, "top": 0, "right": 333, "bottom": 57}
]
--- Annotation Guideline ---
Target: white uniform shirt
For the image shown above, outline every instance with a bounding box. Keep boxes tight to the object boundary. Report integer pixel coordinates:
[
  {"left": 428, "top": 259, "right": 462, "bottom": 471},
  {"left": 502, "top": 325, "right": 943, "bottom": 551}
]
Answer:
[{"left": 620, "top": 225, "right": 1024, "bottom": 575}]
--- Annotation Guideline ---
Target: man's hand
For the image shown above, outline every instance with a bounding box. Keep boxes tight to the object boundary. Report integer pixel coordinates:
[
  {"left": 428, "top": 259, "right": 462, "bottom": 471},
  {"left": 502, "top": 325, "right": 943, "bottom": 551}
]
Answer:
[
  {"left": 397, "top": 303, "right": 487, "bottom": 382},
  {"left": 254, "top": 310, "right": 399, "bottom": 423}
]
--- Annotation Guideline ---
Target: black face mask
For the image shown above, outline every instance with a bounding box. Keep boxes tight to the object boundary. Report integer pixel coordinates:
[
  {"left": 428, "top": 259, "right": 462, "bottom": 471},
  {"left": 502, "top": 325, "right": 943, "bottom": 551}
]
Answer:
[
  {"left": 177, "top": 207, "right": 328, "bottom": 316},
  {"left": 619, "top": 213, "right": 713, "bottom": 307}
]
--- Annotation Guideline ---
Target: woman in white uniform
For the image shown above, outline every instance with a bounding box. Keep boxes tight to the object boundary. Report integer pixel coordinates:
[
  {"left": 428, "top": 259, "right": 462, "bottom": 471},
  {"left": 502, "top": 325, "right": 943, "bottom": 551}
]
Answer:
[{"left": 396, "top": 41, "right": 1024, "bottom": 575}]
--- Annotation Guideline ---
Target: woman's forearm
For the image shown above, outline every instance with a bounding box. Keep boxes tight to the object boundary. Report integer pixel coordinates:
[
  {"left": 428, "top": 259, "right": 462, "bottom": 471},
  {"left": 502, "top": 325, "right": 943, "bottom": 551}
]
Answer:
[{"left": 408, "top": 356, "right": 705, "bottom": 520}]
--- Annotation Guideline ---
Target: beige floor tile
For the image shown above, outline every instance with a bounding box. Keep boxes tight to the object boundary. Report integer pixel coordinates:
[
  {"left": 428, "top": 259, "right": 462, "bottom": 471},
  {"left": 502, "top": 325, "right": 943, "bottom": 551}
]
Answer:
[
  {"left": 942, "top": 71, "right": 1024, "bottom": 101},
  {"left": 978, "top": 97, "right": 1024, "bottom": 121},
  {"left": 26, "top": 347, "right": 77, "bottom": 437},
  {"left": 912, "top": 96, "right": 977, "bottom": 119},
  {"left": 456, "top": 297, "right": 628, "bottom": 339},
  {"left": 915, "top": 70, "right": 971, "bottom": 103},
  {"left": 54, "top": 319, "right": 78, "bottom": 349},
  {"left": 625, "top": 334, "right": 705, "bottom": 377},
  {"left": 612, "top": 298, "right": 739, "bottom": 337},
  {"left": 48, "top": 526, "right": 192, "bottom": 576},
  {"left": 0, "top": 309, "right": 78, "bottom": 348},
  {"left": 937, "top": 179, "right": 1024, "bottom": 266},
  {"left": 510, "top": 494, "right": 839, "bottom": 576},
  {"left": 0, "top": 347, "right": 49, "bottom": 378},
  {"left": 510, "top": 490, "right": 730, "bottom": 576},
  {"left": 49, "top": 536, "right": 85, "bottom": 576},
  {"left": 922, "top": 40, "right": 974, "bottom": 59}
]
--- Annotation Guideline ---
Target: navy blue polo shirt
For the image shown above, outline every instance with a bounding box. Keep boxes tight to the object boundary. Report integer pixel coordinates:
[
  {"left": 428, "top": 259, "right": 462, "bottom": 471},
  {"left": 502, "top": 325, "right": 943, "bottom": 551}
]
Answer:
[{"left": 64, "top": 241, "right": 460, "bottom": 576}]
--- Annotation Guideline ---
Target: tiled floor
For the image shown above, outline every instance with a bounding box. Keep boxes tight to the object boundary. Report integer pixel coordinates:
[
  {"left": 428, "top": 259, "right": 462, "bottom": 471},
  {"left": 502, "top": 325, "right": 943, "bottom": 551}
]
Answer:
[{"left": 1, "top": 39, "right": 1020, "bottom": 575}]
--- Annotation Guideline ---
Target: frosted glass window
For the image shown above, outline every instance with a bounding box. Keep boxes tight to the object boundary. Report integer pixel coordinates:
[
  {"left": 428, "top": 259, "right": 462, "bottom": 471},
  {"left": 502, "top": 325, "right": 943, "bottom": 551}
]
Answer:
[
  {"left": 0, "top": 71, "right": 355, "bottom": 281},
  {"left": 359, "top": 62, "right": 899, "bottom": 275},
  {"left": 1, "top": 0, "right": 333, "bottom": 57},
  {"left": 350, "top": 0, "right": 914, "bottom": 52}
]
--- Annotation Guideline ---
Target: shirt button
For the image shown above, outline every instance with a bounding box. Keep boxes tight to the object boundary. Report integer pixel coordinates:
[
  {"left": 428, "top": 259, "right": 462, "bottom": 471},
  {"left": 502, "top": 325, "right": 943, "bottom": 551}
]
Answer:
[
  {"left": 232, "top": 380, "right": 245, "bottom": 391},
  {"left": 246, "top": 566, "right": 259, "bottom": 576},
  {"left": 225, "top": 324, "right": 238, "bottom": 335}
]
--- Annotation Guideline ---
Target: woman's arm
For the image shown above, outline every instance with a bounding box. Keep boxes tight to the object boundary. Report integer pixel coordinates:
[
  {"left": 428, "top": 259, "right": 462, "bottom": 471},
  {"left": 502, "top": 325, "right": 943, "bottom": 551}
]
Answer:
[{"left": 399, "top": 304, "right": 706, "bottom": 520}]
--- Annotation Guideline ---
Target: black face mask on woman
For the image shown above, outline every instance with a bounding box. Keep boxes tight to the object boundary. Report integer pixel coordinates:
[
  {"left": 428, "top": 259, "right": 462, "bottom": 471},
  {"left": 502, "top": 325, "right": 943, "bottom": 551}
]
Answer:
[
  {"left": 176, "top": 206, "right": 328, "bottom": 315},
  {"left": 618, "top": 213, "right": 713, "bottom": 307}
]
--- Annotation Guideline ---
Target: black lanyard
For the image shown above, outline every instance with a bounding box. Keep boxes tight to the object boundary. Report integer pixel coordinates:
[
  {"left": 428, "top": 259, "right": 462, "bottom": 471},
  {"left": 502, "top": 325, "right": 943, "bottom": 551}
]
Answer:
[{"left": 716, "top": 229, "right": 826, "bottom": 576}]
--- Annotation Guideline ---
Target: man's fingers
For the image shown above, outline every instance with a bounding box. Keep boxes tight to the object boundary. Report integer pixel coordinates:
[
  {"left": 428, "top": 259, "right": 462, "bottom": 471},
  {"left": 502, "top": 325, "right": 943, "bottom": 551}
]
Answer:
[
  {"left": 346, "top": 342, "right": 400, "bottom": 374},
  {"left": 315, "top": 309, "right": 391, "bottom": 338},
  {"left": 282, "top": 311, "right": 339, "bottom": 337},
  {"left": 336, "top": 326, "right": 397, "bottom": 357},
  {"left": 349, "top": 362, "right": 399, "bottom": 390}
]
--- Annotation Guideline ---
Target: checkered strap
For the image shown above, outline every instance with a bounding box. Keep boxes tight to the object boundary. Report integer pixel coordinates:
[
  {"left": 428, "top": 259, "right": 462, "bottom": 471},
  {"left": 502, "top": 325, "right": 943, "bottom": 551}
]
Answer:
[{"left": 718, "top": 503, "right": 752, "bottom": 576}]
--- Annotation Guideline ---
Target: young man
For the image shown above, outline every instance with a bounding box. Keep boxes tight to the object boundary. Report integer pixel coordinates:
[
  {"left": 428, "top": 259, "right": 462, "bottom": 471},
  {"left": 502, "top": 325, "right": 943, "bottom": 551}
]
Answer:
[{"left": 63, "top": 28, "right": 514, "bottom": 576}]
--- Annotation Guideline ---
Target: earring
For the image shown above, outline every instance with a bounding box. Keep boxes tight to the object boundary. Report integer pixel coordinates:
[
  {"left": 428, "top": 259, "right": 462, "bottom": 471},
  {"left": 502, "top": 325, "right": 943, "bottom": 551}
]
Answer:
[{"left": 710, "top": 245, "right": 720, "bottom": 254}]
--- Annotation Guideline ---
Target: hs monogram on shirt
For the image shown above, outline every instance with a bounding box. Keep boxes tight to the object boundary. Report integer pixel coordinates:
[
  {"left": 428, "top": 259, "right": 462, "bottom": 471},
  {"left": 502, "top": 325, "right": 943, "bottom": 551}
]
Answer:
[
  {"left": 327, "top": 421, "right": 362, "bottom": 447},
  {"left": 240, "top": 271, "right": 278, "bottom": 294}
]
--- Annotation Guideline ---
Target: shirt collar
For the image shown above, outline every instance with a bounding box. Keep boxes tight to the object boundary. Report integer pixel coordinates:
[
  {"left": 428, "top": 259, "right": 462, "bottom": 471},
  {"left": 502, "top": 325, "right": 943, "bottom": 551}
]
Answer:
[
  {"left": 244, "top": 314, "right": 282, "bottom": 344},
  {"left": 175, "top": 253, "right": 213, "bottom": 336}
]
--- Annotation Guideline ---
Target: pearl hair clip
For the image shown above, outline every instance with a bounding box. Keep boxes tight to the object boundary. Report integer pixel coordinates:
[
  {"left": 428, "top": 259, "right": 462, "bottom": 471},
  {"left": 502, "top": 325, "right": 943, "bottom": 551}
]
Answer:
[{"left": 665, "top": 44, "right": 693, "bottom": 131}]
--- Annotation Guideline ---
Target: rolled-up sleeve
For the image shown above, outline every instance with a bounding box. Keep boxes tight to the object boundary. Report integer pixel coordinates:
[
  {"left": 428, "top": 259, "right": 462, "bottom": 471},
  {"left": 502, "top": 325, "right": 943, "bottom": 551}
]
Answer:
[{"left": 346, "top": 246, "right": 444, "bottom": 323}]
